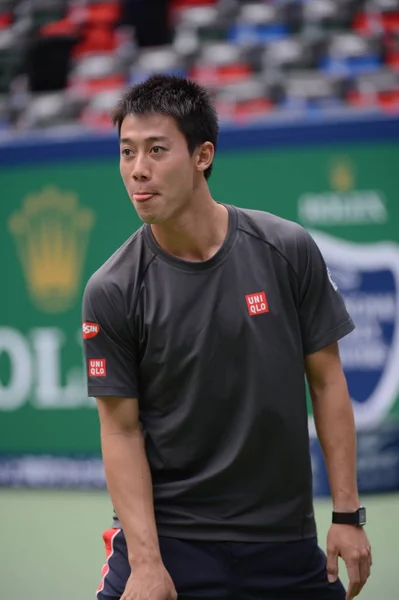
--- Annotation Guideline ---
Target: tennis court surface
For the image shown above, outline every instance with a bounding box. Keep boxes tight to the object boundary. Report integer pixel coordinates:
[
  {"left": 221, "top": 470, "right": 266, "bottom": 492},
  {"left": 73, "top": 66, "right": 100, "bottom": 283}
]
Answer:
[{"left": 0, "top": 489, "right": 397, "bottom": 600}]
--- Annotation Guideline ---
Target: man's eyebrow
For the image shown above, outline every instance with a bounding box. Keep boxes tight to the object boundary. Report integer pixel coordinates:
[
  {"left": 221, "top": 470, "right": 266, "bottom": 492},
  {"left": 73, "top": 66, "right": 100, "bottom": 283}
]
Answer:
[{"left": 119, "top": 136, "right": 170, "bottom": 144}]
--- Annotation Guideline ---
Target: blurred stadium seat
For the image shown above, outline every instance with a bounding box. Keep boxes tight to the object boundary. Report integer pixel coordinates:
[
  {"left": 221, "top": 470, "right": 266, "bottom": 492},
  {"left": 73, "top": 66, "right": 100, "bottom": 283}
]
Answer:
[{"left": 0, "top": 0, "right": 398, "bottom": 133}]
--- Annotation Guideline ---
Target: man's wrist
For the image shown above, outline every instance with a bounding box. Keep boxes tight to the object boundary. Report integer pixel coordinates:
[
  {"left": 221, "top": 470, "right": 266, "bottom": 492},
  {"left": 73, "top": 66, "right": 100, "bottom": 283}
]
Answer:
[
  {"left": 127, "top": 542, "right": 163, "bottom": 568},
  {"left": 128, "top": 554, "right": 163, "bottom": 569},
  {"left": 332, "top": 505, "right": 366, "bottom": 527}
]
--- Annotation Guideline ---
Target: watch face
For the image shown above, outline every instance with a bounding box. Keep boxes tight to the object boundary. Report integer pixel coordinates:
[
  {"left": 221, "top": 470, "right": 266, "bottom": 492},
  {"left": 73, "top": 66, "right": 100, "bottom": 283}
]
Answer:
[{"left": 358, "top": 507, "right": 366, "bottom": 525}]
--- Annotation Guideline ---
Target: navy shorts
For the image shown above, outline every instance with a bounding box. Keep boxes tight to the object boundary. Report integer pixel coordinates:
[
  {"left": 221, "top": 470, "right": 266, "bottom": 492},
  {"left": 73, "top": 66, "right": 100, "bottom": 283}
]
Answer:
[{"left": 97, "top": 528, "right": 346, "bottom": 600}]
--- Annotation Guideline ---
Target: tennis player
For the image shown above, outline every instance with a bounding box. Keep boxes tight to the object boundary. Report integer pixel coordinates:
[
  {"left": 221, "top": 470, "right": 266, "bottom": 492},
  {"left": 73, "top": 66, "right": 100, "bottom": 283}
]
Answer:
[{"left": 82, "top": 75, "right": 371, "bottom": 600}]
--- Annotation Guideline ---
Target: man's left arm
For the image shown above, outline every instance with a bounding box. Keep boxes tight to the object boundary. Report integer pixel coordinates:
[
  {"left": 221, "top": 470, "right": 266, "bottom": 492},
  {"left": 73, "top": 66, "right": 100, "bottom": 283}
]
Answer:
[{"left": 305, "top": 341, "right": 372, "bottom": 600}]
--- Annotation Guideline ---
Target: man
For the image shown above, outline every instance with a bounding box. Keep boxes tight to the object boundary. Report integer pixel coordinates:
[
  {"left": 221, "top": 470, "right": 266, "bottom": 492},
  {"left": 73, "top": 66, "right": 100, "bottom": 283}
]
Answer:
[{"left": 82, "top": 75, "right": 371, "bottom": 600}]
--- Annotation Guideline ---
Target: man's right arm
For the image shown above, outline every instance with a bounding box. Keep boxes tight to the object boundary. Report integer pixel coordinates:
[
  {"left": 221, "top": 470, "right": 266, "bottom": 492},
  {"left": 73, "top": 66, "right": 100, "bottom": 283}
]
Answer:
[
  {"left": 97, "top": 395, "right": 177, "bottom": 599},
  {"left": 97, "top": 395, "right": 160, "bottom": 566},
  {"left": 82, "top": 273, "right": 176, "bottom": 597}
]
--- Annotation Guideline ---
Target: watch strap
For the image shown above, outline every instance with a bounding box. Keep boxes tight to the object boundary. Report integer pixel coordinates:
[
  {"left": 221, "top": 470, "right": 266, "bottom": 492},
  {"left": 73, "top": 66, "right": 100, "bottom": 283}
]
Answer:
[{"left": 332, "top": 506, "right": 366, "bottom": 527}]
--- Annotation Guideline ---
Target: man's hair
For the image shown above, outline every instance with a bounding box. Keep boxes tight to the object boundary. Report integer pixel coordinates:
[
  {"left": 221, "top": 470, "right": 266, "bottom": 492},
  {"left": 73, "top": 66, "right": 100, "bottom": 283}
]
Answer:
[{"left": 111, "top": 75, "right": 219, "bottom": 179}]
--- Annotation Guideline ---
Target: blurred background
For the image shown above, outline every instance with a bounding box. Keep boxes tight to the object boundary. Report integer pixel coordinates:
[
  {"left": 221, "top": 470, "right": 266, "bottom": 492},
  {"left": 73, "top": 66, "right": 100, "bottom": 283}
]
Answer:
[{"left": 0, "top": 0, "right": 399, "bottom": 599}]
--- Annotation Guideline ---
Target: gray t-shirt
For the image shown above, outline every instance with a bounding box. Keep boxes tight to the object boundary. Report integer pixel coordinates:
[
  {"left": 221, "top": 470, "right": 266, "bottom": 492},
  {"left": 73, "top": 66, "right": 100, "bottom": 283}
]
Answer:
[{"left": 82, "top": 205, "right": 354, "bottom": 542}]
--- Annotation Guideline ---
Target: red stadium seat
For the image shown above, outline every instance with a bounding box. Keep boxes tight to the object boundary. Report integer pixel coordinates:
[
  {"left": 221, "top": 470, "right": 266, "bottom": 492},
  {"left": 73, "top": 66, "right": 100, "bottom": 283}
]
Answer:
[
  {"left": 39, "top": 19, "right": 78, "bottom": 38},
  {"left": 72, "top": 26, "right": 116, "bottom": 56},
  {"left": 68, "top": 2, "right": 120, "bottom": 26},
  {"left": 70, "top": 74, "right": 125, "bottom": 96},
  {"left": 354, "top": 11, "right": 399, "bottom": 35},
  {"left": 170, "top": 0, "right": 215, "bottom": 10},
  {"left": 378, "top": 89, "right": 399, "bottom": 112},
  {"left": 85, "top": 2, "right": 120, "bottom": 26},
  {"left": 190, "top": 62, "right": 252, "bottom": 86},
  {"left": 0, "top": 12, "right": 11, "bottom": 30}
]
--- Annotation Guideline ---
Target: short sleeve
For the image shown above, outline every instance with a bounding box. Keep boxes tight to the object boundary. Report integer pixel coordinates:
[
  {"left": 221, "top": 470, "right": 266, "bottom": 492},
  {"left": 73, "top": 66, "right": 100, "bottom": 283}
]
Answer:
[
  {"left": 82, "top": 273, "right": 138, "bottom": 398},
  {"left": 297, "top": 230, "right": 355, "bottom": 355}
]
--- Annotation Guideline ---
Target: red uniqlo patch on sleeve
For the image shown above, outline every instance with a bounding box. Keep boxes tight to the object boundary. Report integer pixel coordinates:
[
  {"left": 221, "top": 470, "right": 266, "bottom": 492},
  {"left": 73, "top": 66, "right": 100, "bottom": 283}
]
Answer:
[
  {"left": 245, "top": 291, "right": 269, "bottom": 316},
  {"left": 88, "top": 359, "right": 107, "bottom": 377}
]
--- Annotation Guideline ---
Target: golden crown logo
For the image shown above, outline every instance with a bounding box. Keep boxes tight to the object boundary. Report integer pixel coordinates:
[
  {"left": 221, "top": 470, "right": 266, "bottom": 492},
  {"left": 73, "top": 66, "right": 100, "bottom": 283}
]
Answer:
[
  {"left": 329, "top": 158, "right": 355, "bottom": 192},
  {"left": 8, "top": 186, "right": 95, "bottom": 313}
]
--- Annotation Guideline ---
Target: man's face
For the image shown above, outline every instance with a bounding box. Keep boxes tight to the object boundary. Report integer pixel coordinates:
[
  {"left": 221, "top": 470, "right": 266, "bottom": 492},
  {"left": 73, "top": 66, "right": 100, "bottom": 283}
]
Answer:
[{"left": 119, "top": 113, "right": 198, "bottom": 224}]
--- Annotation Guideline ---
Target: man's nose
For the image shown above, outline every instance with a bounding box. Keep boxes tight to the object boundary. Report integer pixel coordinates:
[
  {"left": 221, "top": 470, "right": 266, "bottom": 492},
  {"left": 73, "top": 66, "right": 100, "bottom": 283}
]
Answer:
[{"left": 132, "top": 153, "right": 151, "bottom": 181}]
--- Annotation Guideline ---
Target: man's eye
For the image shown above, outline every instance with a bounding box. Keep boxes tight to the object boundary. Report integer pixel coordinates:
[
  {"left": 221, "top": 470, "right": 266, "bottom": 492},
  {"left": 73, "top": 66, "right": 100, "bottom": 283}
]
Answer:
[
  {"left": 121, "top": 148, "right": 133, "bottom": 156},
  {"left": 151, "top": 146, "right": 166, "bottom": 154}
]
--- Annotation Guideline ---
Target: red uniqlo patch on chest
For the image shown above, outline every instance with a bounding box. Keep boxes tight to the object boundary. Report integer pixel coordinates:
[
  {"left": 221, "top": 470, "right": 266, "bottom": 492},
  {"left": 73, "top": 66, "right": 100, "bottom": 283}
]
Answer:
[
  {"left": 88, "top": 359, "right": 107, "bottom": 377},
  {"left": 245, "top": 291, "right": 269, "bottom": 316}
]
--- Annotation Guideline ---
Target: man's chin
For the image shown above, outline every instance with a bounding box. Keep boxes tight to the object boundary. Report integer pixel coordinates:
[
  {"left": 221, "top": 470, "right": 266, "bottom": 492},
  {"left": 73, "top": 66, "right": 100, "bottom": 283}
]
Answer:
[
  {"left": 138, "top": 211, "right": 166, "bottom": 225},
  {"left": 132, "top": 204, "right": 157, "bottom": 223},
  {"left": 141, "top": 216, "right": 162, "bottom": 224}
]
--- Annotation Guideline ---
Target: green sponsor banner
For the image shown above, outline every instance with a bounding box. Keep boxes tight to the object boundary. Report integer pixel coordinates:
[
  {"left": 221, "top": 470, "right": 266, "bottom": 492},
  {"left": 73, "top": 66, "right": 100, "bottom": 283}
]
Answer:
[
  {"left": 1, "top": 142, "right": 399, "bottom": 457},
  {"left": 211, "top": 143, "right": 399, "bottom": 431}
]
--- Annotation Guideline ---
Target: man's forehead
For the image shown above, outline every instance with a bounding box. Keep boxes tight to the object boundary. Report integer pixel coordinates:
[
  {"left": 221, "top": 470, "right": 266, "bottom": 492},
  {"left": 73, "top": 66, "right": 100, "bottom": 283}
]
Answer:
[{"left": 120, "top": 113, "right": 178, "bottom": 140}]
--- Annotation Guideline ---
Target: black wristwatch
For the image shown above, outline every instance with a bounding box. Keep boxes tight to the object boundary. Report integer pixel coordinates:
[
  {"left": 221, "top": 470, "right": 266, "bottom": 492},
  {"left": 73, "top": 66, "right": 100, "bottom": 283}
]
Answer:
[{"left": 332, "top": 506, "right": 366, "bottom": 527}]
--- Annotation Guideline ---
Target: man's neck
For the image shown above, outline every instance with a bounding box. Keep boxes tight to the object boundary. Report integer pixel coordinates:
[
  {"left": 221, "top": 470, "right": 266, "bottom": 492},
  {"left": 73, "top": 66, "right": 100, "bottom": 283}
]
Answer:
[{"left": 150, "top": 192, "right": 229, "bottom": 263}]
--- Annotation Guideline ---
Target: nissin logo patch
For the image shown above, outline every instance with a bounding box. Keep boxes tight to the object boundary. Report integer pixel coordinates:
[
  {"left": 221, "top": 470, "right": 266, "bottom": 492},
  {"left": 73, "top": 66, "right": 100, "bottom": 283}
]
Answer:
[{"left": 82, "top": 322, "right": 100, "bottom": 339}]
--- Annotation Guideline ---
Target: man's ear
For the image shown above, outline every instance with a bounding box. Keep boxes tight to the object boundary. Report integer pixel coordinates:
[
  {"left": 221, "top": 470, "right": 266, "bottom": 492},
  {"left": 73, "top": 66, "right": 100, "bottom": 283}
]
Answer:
[{"left": 195, "top": 142, "right": 214, "bottom": 174}]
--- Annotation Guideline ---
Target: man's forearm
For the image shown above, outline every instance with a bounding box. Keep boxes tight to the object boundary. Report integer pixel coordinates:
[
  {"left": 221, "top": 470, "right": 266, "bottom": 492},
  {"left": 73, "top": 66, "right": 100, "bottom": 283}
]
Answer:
[
  {"left": 310, "top": 376, "right": 360, "bottom": 511},
  {"left": 101, "top": 428, "right": 161, "bottom": 567}
]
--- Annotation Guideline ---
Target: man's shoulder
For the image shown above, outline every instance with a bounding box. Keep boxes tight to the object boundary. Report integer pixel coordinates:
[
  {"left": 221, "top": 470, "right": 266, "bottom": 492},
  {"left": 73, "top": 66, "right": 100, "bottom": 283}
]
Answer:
[
  {"left": 235, "top": 206, "right": 308, "bottom": 255},
  {"left": 84, "top": 225, "right": 152, "bottom": 300}
]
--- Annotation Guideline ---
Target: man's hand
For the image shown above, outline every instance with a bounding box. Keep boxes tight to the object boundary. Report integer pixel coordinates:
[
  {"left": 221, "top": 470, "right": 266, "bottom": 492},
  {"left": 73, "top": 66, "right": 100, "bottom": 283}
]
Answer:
[
  {"left": 326, "top": 524, "right": 372, "bottom": 600},
  {"left": 121, "top": 562, "right": 177, "bottom": 600}
]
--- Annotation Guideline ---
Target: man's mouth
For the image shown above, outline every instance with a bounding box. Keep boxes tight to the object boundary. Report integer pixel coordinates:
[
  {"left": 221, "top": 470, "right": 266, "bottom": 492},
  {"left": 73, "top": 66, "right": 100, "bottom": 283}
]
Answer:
[{"left": 133, "top": 193, "right": 157, "bottom": 203}]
